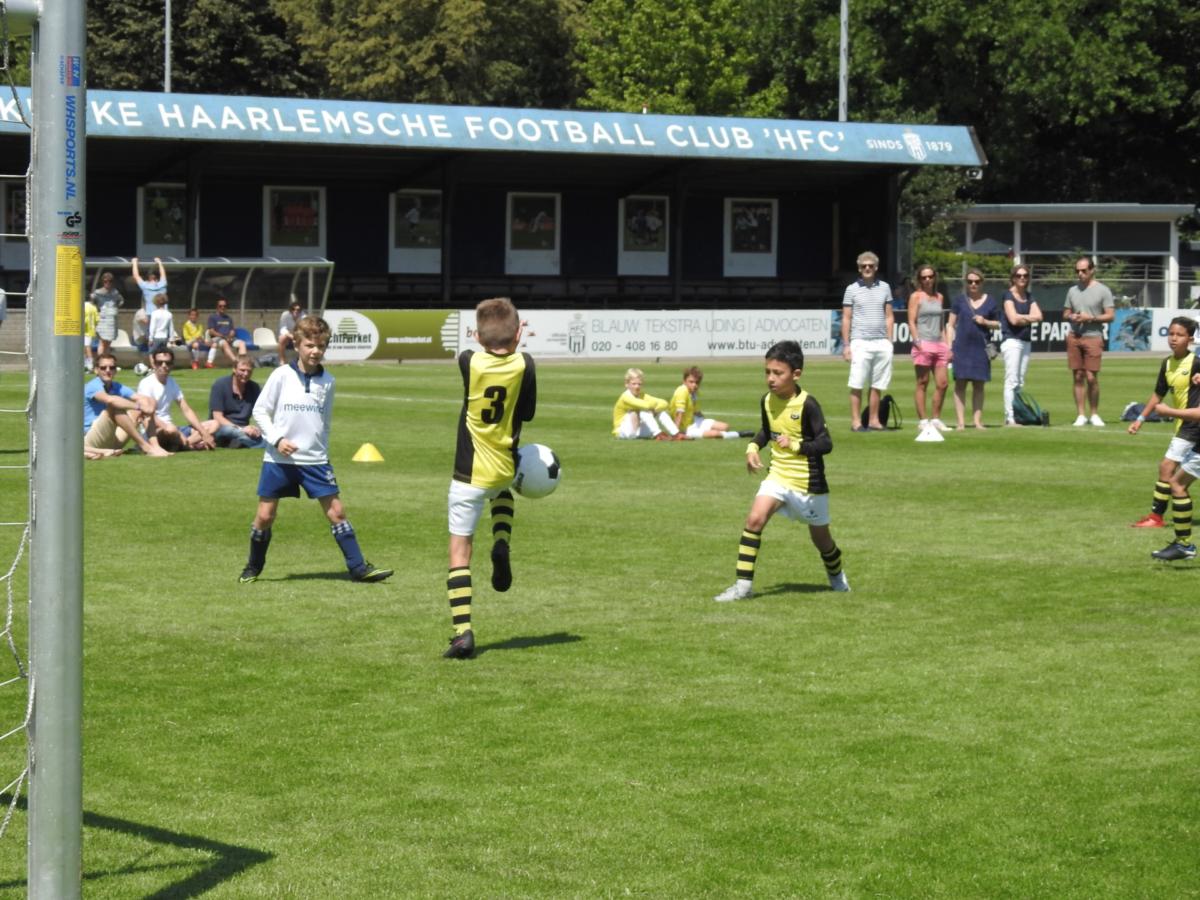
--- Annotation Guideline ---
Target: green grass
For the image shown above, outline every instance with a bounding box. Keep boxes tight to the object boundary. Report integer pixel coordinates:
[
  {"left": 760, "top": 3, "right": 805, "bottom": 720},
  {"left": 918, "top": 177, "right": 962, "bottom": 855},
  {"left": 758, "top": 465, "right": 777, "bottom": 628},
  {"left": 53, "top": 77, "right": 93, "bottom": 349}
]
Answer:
[{"left": 0, "top": 355, "right": 1198, "bottom": 897}]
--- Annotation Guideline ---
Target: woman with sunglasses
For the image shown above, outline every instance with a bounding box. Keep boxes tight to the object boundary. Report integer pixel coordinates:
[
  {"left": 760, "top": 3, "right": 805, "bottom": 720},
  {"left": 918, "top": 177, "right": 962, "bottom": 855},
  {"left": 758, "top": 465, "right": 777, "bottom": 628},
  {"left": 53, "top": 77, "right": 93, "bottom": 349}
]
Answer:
[
  {"left": 946, "top": 268, "right": 999, "bottom": 430},
  {"left": 999, "top": 265, "right": 1043, "bottom": 426},
  {"left": 906, "top": 264, "right": 951, "bottom": 432}
]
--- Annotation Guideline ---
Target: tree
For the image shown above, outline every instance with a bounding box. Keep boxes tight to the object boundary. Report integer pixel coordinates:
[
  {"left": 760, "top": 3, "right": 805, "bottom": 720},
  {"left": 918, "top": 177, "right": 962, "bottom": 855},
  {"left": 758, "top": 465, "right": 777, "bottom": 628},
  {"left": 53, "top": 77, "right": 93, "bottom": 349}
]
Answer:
[{"left": 272, "top": 0, "right": 582, "bottom": 106}]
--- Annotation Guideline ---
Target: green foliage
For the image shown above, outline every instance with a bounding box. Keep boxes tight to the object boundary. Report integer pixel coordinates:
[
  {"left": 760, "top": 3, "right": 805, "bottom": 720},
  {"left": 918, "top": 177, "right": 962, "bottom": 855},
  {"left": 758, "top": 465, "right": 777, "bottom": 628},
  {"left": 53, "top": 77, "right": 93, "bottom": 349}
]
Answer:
[
  {"left": 272, "top": 0, "right": 582, "bottom": 105},
  {"left": 575, "top": 0, "right": 785, "bottom": 115}
]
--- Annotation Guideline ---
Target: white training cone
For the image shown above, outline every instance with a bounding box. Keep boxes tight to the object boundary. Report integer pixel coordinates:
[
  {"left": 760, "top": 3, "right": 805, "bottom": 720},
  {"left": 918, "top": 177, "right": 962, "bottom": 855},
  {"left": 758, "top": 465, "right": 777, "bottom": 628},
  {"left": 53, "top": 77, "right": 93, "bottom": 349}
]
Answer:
[{"left": 914, "top": 424, "right": 945, "bottom": 443}]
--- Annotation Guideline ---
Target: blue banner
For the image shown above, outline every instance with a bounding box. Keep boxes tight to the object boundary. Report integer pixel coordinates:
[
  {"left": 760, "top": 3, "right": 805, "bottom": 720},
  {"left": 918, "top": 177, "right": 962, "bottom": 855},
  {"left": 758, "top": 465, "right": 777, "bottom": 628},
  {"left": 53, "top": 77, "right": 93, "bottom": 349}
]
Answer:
[{"left": 0, "top": 88, "right": 984, "bottom": 167}]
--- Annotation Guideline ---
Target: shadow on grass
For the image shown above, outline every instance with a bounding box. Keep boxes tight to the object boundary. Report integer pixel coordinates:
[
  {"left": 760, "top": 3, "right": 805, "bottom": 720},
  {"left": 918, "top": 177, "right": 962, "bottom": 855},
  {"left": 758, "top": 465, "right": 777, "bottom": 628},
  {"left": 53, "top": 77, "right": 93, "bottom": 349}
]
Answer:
[
  {"left": 279, "top": 571, "right": 360, "bottom": 582},
  {"left": 755, "top": 581, "right": 836, "bottom": 597},
  {"left": 476, "top": 631, "right": 583, "bottom": 656},
  {"left": 0, "top": 793, "right": 273, "bottom": 899}
]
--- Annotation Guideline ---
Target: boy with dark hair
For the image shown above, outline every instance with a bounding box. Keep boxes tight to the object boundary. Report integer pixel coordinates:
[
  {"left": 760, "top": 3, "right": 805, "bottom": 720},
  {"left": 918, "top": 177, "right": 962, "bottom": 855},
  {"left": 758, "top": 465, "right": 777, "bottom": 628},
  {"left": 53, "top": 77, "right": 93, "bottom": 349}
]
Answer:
[
  {"left": 714, "top": 340, "right": 849, "bottom": 600},
  {"left": 444, "top": 297, "right": 537, "bottom": 659},
  {"left": 1128, "top": 316, "right": 1200, "bottom": 528},
  {"left": 1149, "top": 375, "right": 1200, "bottom": 561},
  {"left": 669, "top": 365, "right": 746, "bottom": 439},
  {"left": 240, "top": 315, "right": 392, "bottom": 583}
]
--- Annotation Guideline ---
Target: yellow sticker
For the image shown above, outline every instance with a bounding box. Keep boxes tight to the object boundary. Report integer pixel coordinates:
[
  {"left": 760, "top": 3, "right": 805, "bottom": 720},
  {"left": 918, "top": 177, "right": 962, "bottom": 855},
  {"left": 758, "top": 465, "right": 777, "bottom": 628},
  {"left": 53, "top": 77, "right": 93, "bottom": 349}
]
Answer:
[{"left": 55, "top": 244, "right": 83, "bottom": 335}]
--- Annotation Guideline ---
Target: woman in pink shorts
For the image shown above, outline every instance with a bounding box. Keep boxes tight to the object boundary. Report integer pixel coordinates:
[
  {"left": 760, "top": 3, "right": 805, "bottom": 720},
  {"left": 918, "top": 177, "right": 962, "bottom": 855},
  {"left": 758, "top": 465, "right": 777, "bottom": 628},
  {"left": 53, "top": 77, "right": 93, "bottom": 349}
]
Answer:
[{"left": 907, "top": 264, "right": 951, "bottom": 432}]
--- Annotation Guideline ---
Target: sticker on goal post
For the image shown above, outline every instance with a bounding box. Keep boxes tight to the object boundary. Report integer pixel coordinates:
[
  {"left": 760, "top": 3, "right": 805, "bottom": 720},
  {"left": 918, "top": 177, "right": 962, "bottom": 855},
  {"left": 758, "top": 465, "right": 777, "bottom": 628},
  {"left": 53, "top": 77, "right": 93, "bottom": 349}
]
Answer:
[{"left": 54, "top": 244, "right": 83, "bottom": 335}]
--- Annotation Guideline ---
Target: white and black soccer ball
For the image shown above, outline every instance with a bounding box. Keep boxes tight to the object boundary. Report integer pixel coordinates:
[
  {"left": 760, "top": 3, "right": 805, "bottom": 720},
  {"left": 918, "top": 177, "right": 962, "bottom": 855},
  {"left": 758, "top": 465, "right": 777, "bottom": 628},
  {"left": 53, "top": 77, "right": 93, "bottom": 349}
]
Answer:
[
  {"left": 133, "top": 362, "right": 150, "bottom": 376},
  {"left": 513, "top": 443, "right": 561, "bottom": 499}
]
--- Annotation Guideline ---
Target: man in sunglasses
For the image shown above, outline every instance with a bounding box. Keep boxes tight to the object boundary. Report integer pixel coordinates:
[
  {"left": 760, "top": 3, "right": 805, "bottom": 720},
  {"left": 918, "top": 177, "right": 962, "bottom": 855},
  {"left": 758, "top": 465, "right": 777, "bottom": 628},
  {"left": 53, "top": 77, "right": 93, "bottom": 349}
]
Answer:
[
  {"left": 1063, "top": 256, "right": 1114, "bottom": 427},
  {"left": 83, "top": 352, "right": 171, "bottom": 458},
  {"left": 841, "top": 250, "right": 895, "bottom": 431},
  {"left": 136, "top": 349, "right": 216, "bottom": 451}
]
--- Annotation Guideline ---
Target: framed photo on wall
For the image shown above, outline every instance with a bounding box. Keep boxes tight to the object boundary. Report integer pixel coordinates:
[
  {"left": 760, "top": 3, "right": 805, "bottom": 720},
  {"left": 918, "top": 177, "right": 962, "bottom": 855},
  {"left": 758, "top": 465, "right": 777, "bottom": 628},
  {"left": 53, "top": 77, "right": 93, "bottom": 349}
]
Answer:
[
  {"left": 1, "top": 183, "right": 28, "bottom": 270},
  {"left": 723, "top": 197, "right": 778, "bottom": 277},
  {"left": 263, "top": 186, "right": 326, "bottom": 258},
  {"left": 618, "top": 195, "right": 669, "bottom": 276},
  {"left": 389, "top": 189, "right": 442, "bottom": 273},
  {"left": 137, "top": 183, "right": 187, "bottom": 257},
  {"left": 506, "top": 192, "right": 560, "bottom": 275}
]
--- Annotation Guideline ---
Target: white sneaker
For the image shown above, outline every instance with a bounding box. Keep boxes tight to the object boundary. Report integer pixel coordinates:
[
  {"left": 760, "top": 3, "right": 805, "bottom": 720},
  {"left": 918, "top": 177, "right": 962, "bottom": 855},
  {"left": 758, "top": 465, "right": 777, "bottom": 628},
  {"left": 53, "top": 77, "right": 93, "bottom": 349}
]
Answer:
[
  {"left": 1072, "top": 415, "right": 1088, "bottom": 427},
  {"left": 828, "top": 571, "right": 851, "bottom": 592},
  {"left": 918, "top": 418, "right": 930, "bottom": 431},
  {"left": 1089, "top": 414, "right": 1105, "bottom": 427},
  {"left": 713, "top": 581, "right": 752, "bottom": 602},
  {"left": 931, "top": 418, "right": 950, "bottom": 433}
]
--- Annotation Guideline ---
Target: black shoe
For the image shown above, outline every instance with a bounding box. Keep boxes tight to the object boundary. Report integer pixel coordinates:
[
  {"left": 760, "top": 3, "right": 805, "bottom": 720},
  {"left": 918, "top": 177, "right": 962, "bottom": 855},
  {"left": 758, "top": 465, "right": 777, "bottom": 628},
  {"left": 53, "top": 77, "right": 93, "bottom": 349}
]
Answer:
[
  {"left": 1151, "top": 541, "right": 1197, "bottom": 561},
  {"left": 738, "top": 430, "right": 757, "bottom": 438},
  {"left": 443, "top": 629, "right": 475, "bottom": 659},
  {"left": 491, "top": 541, "right": 512, "bottom": 592},
  {"left": 351, "top": 562, "right": 394, "bottom": 582},
  {"left": 238, "top": 567, "right": 260, "bottom": 584}
]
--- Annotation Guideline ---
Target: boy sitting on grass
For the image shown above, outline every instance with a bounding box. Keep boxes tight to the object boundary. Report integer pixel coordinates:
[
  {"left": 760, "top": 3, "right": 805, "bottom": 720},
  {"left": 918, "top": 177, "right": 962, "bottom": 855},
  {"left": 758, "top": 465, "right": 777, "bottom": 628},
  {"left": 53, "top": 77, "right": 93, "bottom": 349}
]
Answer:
[
  {"left": 670, "top": 365, "right": 751, "bottom": 440},
  {"left": 714, "top": 340, "right": 849, "bottom": 601},
  {"left": 612, "top": 367, "right": 681, "bottom": 440},
  {"left": 444, "top": 297, "right": 538, "bottom": 659},
  {"left": 239, "top": 315, "right": 392, "bottom": 584}
]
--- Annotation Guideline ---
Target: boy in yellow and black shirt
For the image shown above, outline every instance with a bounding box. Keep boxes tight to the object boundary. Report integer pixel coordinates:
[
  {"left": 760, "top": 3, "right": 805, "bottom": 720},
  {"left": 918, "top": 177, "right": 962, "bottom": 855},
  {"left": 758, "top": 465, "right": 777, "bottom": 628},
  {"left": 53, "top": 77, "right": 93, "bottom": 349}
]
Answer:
[
  {"left": 1128, "top": 316, "right": 1200, "bottom": 528},
  {"left": 714, "top": 340, "right": 848, "bottom": 600},
  {"left": 444, "top": 297, "right": 537, "bottom": 659}
]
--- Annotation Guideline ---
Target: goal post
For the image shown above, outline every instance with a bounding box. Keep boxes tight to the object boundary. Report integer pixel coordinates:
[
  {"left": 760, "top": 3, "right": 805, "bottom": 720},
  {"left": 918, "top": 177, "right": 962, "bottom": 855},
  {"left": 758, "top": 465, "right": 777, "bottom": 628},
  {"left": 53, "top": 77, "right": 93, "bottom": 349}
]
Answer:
[{"left": 26, "top": 0, "right": 86, "bottom": 897}]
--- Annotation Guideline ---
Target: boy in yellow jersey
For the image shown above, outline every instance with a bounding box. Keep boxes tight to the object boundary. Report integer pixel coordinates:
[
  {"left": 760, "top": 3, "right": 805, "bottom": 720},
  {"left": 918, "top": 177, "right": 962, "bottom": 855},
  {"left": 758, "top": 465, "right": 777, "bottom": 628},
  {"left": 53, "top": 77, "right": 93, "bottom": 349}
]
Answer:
[
  {"left": 714, "top": 340, "right": 849, "bottom": 600},
  {"left": 670, "top": 365, "right": 750, "bottom": 439},
  {"left": 1128, "top": 317, "right": 1200, "bottom": 528},
  {"left": 612, "top": 367, "right": 681, "bottom": 439},
  {"left": 444, "top": 297, "right": 538, "bottom": 659},
  {"left": 83, "top": 294, "right": 99, "bottom": 372}
]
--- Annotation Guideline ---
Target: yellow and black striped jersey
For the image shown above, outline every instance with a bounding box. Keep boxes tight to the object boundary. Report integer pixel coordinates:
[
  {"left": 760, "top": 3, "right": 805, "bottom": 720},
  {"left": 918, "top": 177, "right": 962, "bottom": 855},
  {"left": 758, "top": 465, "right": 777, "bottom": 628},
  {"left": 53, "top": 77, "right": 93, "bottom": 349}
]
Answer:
[
  {"left": 747, "top": 388, "right": 832, "bottom": 494},
  {"left": 670, "top": 383, "right": 697, "bottom": 429},
  {"left": 1153, "top": 353, "right": 1200, "bottom": 435},
  {"left": 454, "top": 349, "right": 537, "bottom": 488}
]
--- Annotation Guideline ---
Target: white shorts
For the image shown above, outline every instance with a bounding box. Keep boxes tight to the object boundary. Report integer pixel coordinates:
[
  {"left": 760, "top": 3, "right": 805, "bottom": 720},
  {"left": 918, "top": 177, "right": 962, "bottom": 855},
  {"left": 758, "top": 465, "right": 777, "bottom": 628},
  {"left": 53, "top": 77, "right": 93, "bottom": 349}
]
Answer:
[
  {"left": 756, "top": 478, "right": 831, "bottom": 526},
  {"left": 685, "top": 416, "right": 717, "bottom": 439},
  {"left": 1178, "top": 446, "right": 1200, "bottom": 480},
  {"left": 616, "top": 411, "right": 658, "bottom": 439},
  {"left": 1165, "top": 436, "right": 1193, "bottom": 464},
  {"left": 447, "top": 478, "right": 511, "bottom": 537},
  {"left": 848, "top": 338, "right": 894, "bottom": 390}
]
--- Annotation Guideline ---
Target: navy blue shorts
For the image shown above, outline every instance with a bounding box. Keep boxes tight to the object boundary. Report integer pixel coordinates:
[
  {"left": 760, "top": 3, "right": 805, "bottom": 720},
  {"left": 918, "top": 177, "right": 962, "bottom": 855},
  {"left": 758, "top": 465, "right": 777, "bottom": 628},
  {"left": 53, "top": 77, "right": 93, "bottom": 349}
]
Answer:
[{"left": 257, "top": 461, "right": 339, "bottom": 500}]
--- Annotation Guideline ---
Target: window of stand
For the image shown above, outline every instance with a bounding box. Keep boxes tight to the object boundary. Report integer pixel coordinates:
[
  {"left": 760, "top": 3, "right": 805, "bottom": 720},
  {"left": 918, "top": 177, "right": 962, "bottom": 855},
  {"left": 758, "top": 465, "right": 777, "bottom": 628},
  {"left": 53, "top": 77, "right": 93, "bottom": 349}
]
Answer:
[
  {"left": 263, "top": 186, "right": 326, "bottom": 259},
  {"left": 723, "top": 198, "right": 777, "bottom": 277},
  {"left": 389, "top": 189, "right": 442, "bottom": 274},
  {"left": 617, "top": 196, "right": 669, "bottom": 276},
  {"left": 1, "top": 182, "right": 27, "bottom": 270},
  {"left": 137, "top": 183, "right": 187, "bottom": 257},
  {"left": 506, "top": 192, "right": 560, "bottom": 276}
]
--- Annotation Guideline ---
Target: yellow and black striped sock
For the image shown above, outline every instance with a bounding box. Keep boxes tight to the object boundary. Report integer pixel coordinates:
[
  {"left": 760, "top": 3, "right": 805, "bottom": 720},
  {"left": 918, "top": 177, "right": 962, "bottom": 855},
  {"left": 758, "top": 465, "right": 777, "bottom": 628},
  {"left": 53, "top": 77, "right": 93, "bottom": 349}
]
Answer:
[
  {"left": 447, "top": 566, "right": 472, "bottom": 635},
  {"left": 1152, "top": 481, "right": 1172, "bottom": 517},
  {"left": 736, "top": 529, "right": 761, "bottom": 582},
  {"left": 1172, "top": 496, "right": 1193, "bottom": 543},
  {"left": 491, "top": 490, "right": 514, "bottom": 546},
  {"left": 820, "top": 543, "right": 843, "bottom": 577}
]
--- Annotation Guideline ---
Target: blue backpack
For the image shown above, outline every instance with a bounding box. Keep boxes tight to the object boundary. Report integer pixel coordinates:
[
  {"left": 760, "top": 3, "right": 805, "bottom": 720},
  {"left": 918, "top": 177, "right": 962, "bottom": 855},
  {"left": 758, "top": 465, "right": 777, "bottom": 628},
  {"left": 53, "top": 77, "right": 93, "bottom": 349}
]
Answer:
[{"left": 1012, "top": 389, "right": 1046, "bottom": 426}]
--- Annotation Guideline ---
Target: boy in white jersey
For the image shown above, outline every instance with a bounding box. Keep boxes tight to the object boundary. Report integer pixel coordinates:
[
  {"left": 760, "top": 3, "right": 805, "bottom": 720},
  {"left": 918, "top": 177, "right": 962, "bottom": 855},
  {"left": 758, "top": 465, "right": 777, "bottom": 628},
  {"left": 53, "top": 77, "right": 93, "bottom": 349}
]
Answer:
[
  {"left": 714, "top": 340, "right": 849, "bottom": 600},
  {"left": 239, "top": 316, "right": 392, "bottom": 584}
]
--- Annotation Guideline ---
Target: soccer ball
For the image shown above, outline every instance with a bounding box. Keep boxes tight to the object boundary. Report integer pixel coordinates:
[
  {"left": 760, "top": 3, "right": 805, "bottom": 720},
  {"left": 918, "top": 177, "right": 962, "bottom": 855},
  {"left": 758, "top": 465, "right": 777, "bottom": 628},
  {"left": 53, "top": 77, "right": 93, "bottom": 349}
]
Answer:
[
  {"left": 513, "top": 443, "right": 561, "bottom": 499},
  {"left": 133, "top": 362, "right": 150, "bottom": 376}
]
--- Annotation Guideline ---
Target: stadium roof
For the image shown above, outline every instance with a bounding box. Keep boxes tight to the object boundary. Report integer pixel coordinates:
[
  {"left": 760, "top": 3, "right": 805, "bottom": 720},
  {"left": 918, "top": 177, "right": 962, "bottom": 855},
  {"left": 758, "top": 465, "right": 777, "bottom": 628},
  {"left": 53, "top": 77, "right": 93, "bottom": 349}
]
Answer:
[{"left": 0, "top": 87, "right": 985, "bottom": 169}]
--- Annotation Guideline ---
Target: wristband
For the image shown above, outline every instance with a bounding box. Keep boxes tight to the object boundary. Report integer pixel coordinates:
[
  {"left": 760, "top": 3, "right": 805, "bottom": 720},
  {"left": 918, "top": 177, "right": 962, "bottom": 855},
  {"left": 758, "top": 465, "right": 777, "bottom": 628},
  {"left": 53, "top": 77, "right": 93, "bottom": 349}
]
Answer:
[{"left": 1136, "top": 415, "right": 1145, "bottom": 423}]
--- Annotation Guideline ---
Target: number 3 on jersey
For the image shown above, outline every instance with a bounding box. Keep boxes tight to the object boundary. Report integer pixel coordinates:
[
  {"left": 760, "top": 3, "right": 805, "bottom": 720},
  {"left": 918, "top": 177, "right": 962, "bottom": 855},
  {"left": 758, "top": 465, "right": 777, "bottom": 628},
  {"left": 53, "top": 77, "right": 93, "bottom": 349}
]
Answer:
[{"left": 481, "top": 385, "right": 507, "bottom": 424}]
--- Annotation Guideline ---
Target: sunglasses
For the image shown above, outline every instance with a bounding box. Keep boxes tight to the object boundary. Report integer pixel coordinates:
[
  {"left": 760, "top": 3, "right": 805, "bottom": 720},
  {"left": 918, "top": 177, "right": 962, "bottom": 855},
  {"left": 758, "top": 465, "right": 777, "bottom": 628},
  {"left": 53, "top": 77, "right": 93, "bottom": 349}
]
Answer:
[
  {"left": 154, "top": 359, "right": 174, "bottom": 368},
  {"left": 919, "top": 274, "right": 935, "bottom": 280},
  {"left": 97, "top": 364, "right": 116, "bottom": 371},
  {"left": 1014, "top": 273, "right": 1030, "bottom": 279},
  {"left": 1075, "top": 268, "right": 1090, "bottom": 274},
  {"left": 859, "top": 263, "right": 876, "bottom": 269},
  {"left": 966, "top": 278, "right": 982, "bottom": 285}
]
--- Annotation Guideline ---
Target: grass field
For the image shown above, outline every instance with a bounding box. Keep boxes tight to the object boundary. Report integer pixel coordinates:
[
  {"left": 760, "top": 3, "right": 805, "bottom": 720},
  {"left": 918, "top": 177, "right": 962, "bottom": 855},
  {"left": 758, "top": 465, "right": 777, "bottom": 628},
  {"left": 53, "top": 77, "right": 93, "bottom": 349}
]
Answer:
[{"left": 0, "top": 354, "right": 1197, "bottom": 897}]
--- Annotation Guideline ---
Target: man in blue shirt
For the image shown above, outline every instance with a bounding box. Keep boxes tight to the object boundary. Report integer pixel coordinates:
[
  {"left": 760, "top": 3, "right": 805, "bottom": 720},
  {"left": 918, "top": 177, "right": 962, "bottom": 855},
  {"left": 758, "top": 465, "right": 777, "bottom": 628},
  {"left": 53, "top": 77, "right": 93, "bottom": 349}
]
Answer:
[
  {"left": 83, "top": 352, "right": 170, "bottom": 457},
  {"left": 205, "top": 296, "right": 248, "bottom": 366},
  {"left": 205, "top": 354, "right": 266, "bottom": 448}
]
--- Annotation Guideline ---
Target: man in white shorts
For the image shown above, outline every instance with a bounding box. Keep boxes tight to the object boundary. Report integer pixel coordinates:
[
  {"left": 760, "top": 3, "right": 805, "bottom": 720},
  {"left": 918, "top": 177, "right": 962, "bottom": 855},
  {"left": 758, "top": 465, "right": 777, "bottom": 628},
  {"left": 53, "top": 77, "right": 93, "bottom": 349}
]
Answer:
[{"left": 841, "top": 250, "right": 894, "bottom": 431}]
